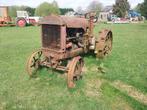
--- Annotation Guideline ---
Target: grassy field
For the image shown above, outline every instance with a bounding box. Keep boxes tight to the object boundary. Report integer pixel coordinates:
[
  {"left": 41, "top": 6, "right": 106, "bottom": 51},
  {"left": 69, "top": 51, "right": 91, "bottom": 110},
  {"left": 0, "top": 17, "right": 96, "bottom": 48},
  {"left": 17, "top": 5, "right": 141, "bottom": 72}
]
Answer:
[{"left": 0, "top": 23, "right": 147, "bottom": 110}]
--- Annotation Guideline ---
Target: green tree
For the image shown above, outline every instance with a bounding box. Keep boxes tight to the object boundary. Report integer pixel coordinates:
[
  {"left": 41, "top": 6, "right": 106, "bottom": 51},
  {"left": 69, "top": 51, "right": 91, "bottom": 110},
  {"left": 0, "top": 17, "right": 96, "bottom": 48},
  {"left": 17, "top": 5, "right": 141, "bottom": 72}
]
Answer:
[
  {"left": 8, "top": 5, "right": 35, "bottom": 17},
  {"left": 113, "top": 0, "right": 130, "bottom": 17},
  {"left": 59, "top": 8, "right": 74, "bottom": 15},
  {"left": 134, "top": 3, "right": 142, "bottom": 13},
  {"left": 51, "top": 0, "right": 60, "bottom": 14},
  {"left": 35, "top": 2, "right": 60, "bottom": 16},
  {"left": 20, "top": 6, "right": 35, "bottom": 16},
  {"left": 8, "top": 6, "right": 20, "bottom": 17},
  {"left": 139, "top": 0, "right": 147, "bottom": 18}
]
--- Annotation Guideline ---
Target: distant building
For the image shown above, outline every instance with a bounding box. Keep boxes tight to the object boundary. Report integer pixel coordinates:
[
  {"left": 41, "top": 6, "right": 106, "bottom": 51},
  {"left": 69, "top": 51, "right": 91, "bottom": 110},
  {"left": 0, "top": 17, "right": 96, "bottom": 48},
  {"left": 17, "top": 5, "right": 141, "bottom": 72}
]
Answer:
[
  {"left": 99, "top": 12, "right": 110, "bottom": 22},
  {"left": 0, "top": 6, "right": 8, "bottom": 18},
  {"left": 98, "top": 6, "right": 113, "bottom": 22}
]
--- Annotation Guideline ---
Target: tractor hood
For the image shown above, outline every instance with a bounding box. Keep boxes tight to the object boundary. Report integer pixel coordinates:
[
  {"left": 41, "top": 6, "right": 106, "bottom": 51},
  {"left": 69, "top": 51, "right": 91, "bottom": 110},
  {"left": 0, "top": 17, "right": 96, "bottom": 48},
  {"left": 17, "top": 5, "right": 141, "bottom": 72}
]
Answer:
[{"left": 39, "top": 15, "right": 89, "bottom": 31}]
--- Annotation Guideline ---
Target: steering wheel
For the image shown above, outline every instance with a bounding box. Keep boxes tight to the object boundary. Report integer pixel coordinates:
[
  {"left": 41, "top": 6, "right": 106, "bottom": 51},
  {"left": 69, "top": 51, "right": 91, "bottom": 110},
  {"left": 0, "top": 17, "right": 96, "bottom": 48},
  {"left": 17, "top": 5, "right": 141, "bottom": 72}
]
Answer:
[{"left": 93, "top": 16, "right": 98, "bottom": 23}]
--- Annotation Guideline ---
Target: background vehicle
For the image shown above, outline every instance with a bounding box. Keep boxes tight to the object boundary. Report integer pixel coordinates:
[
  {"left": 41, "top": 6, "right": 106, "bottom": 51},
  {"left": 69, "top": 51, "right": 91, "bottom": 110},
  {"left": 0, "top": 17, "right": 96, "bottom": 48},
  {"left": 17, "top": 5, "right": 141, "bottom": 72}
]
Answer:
[{"left": 16, "top": 11, "right": 41, "bottom": 27}]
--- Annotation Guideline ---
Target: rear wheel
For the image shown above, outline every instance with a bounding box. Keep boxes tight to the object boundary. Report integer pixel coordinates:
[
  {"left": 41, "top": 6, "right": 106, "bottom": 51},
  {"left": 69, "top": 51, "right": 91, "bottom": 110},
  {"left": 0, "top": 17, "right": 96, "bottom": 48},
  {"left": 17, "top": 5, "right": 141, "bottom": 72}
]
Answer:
[
  {"left": 95, "top": 29, "right": 113, "bottom": 59},
  {"left": 67, "top": 57, "right": 84, "bottom": 88},
  {"left": 17, "top": 18, "right": 26, "bottom": 27}
]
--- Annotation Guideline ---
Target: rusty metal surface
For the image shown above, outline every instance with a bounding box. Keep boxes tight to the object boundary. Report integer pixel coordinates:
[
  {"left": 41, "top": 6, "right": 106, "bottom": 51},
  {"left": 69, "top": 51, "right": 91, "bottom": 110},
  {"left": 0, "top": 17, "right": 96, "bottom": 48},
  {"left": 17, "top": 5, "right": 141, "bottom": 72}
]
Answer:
[
  {"left": 42, "top": 47, "right": 84, "bottom": 61},
  {"left": 42, "top": 25, "right": 61, "bottom": 49},
  {"left": 67, "top": 56, "right": 83, "bottom": 88},
  {"left": 26, "top": 50, "right": 43, "bottom": 77},
  {"left": 60, "top": 26, "right": 66, "bottom": 51},
  {"left": 39, "top": 15, "right": 89, "bottom": 31},
  {"left": 41, "top": 48, "right": 65, "bottom": 60},
  {"left": 95, "top": 29, "right": 113, "bottom": 58}
]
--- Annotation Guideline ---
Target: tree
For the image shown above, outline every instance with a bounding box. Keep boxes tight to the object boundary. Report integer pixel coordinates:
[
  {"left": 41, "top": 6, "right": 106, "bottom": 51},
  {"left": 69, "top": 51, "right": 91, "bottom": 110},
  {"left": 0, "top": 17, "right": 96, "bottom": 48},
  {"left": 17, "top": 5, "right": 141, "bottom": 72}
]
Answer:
[
  {"left": 60, "top": 8, "right": 74, "bottom": 15},
  {"left": 8, "top": 5, "right": 35, "bottom": 17},
  {"left": 19, "top": 6, "right": 35, "bottom": 16},
  {"left": 87, "top": 1, "right": 103, "bottom": 15},
  {"left": 113, "top": 0, "right": 130, "bottom": 17},
  {"left": 22, "top": 6, "right": 35, "bottom": 16},
  {"left": 139, "top": 0, "right": 147, "bottom": 18},
  {"left": 52, "top": 0, "right": 58, "bottom": 7},
  {"left": 76, "top": 6, "right": 84, "bottom": 14},
  {"left": 51, "top": 0, "right": 60, "bottom": 14},
  {"left": 134, "top": 3, "right": 141, "bottom": 13},
  {"left": 35, "top": 2, "right": 60, "bottom": 16},
  {"left": 8, "top": 6, "right": 20, "bottom": 17}
]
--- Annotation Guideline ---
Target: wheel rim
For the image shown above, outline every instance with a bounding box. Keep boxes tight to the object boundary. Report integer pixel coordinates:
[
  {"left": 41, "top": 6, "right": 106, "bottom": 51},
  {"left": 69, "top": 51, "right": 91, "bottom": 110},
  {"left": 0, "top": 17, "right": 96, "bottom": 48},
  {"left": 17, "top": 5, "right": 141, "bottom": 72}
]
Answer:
[
  {"left": 18, "top": 19, "right": 26, "bottom": 27},
  {"left": 26, "top": 50, "right": 43, "bottom": 77},
  {"left": 73, "top": 59, "right": 84, "bottom": 80},
  {"left": 96, "top": 30, "right": 113, "bottom": 58},
  {"left": 67, "top": 57, "right": 84, "bottom": 88},
  {"left": 103, "top": 32, "right": 113, "bottom": 56}
]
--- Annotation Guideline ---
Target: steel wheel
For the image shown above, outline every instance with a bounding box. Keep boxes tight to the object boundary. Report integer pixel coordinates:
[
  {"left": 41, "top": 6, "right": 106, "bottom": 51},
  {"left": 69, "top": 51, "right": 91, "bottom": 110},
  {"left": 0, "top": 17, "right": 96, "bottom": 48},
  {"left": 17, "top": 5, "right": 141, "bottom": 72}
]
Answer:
[
  {"left": 26, "top": 50, "right": 44, "bottom": 77},
  {"left": 95, "top": 29, "right": 113, "bottom": 58},
  {"left": 67, "top": 57, "right": 84, "bottom": 88}
]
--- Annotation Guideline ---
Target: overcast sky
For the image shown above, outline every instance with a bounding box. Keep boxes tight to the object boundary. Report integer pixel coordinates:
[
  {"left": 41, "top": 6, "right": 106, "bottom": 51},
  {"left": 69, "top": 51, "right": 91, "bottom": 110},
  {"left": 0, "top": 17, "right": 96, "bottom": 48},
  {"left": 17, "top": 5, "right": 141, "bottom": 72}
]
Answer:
[{"left": 0, "top": 0, "right": 144, "bottom": 10}]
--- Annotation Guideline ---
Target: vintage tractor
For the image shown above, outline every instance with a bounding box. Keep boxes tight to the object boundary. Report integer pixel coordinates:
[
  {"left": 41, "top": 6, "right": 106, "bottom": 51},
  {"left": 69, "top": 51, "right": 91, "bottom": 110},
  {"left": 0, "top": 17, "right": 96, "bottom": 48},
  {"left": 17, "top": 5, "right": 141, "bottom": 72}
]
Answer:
[
  {"left": 26, "top": 12, "right": 113, "bottom": 88},
  {"left": 16, "top": 11, "right": 41, "bottom": 27}
]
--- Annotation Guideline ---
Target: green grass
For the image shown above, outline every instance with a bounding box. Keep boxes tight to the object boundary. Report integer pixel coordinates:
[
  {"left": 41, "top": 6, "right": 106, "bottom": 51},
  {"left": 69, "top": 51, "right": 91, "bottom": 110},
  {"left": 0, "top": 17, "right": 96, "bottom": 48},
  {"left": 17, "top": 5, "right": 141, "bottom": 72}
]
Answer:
[
  {"left": 94, "top": 23, "right": 147, "bottom": 93},
  {"left": 0, "top": 23, "right": 147, "bottom": 110},
  {"left": 101, "top": 83, "right": 147, "bottom": 110}
]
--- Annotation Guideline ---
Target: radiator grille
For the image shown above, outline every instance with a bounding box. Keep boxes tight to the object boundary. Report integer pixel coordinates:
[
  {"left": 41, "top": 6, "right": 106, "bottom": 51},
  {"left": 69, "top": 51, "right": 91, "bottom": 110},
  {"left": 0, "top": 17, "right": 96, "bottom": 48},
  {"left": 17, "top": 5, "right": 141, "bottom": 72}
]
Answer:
[{"left": 42, "top": 25, "right": 60, "bottom": 49}]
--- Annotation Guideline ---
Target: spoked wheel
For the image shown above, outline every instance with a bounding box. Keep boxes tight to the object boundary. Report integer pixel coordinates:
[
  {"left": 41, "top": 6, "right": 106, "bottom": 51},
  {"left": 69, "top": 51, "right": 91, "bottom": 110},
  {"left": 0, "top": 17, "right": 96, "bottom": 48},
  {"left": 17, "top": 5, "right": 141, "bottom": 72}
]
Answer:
[
  {"left": 26, "top": 50, "right": 45, "bottom": 77},
  {"left": 67, "top": 56, "right": 84, "bottom": 88},
  {"left": 95, "top": 29, "right": 113, "bottom": 59}
]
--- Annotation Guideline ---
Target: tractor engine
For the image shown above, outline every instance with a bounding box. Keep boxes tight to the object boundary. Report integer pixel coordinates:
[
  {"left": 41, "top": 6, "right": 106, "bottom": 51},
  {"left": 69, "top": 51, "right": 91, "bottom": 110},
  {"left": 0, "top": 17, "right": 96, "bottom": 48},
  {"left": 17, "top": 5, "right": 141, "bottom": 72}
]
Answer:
[{"left": 66, "top": 28, "right": 85, "bottom": 50}]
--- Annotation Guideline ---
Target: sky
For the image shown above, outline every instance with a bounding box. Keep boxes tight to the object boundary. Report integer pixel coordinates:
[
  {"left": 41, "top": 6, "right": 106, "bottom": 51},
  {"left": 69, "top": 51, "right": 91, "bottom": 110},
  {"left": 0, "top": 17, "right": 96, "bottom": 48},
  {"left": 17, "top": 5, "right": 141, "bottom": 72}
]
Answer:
[{"left": 0, "top": 0, "right": 144, "bottom": 10}]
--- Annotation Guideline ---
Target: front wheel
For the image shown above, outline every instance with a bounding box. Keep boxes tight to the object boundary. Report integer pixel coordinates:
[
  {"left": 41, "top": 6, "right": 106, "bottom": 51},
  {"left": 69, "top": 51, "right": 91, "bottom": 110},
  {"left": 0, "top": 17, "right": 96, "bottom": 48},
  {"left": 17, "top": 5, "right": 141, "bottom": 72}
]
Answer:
[
  {"left": 26, "top": 50, "right": 44, "bottom": 77},
  {"left": 66, "top": 56, "right": 84, "bottom": 88}
]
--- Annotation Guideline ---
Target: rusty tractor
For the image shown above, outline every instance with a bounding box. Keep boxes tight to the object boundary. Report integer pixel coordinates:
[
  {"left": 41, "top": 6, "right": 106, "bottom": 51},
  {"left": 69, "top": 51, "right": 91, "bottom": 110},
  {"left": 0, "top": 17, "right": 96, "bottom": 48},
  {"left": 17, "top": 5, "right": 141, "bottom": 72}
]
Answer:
[{"left": 26, "top": 12, "right": 113, "bottom": 88}]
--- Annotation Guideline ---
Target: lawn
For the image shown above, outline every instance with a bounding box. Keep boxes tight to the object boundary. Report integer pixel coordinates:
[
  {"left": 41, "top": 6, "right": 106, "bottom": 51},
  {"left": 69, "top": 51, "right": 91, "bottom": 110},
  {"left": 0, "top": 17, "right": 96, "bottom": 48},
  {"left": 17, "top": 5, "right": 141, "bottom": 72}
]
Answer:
[{"left": 0, "top": 23, "right": 147, "bottom": 110}]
